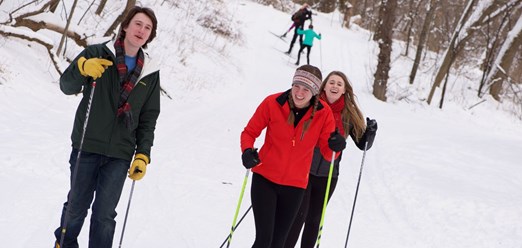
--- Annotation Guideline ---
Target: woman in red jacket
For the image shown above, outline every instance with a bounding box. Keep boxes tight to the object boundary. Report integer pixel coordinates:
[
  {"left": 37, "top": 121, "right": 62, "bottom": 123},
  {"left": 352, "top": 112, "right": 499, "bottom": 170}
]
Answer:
[
  {"left": 240, "top": 65, "right": 347, "bottom": 248},
  {"left": 284, "top": 71, "right": 377, "bottom": 248}
]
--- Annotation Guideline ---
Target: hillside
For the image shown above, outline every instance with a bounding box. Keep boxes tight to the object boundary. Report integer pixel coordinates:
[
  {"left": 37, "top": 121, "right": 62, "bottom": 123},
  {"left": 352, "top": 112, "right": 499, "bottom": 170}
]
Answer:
[{"left": 0, "top": 1, "right": 521, "bottom": 247}]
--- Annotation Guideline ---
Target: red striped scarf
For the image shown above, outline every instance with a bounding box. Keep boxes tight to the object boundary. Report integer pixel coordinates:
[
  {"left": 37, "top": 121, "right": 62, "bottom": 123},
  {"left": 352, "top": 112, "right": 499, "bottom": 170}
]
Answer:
[{"left": 115, "top": 37, "right": 144, "bottom": 129}]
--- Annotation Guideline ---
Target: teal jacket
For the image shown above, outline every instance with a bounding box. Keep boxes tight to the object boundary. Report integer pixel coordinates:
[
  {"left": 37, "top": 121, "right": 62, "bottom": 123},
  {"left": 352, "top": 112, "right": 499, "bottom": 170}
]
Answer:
[
  {"left": 60, "top": 40, "right": 161, "bottom": 161},
  {"left": 297, "top": 28, "right": 321, "bottom": 46}
]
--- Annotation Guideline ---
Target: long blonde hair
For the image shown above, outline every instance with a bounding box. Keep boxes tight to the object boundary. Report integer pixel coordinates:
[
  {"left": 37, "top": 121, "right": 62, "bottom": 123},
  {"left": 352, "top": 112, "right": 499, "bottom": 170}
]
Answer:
[{"left": 319, "top": 71, "right": 365, "bottom": 140}]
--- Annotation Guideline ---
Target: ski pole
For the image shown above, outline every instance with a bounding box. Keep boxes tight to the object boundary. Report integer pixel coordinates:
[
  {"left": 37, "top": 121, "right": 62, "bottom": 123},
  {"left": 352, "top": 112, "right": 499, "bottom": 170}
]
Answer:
[
  {"left": 119, "top": 178, "right": 138, "bottom": 248},
  {"left": 315, "top": 150, "right": 336, "bottom": 248},
  {"left": 224, "top": 169, "right": 250, "bottom": 248},
  {"left": 319, "top": 39, "right": 323, "bottom": 71},
  {"left": 344, "top": 141, "right": 369, "bottom": 248},
  {"left": 59, "top": 81, "right": 97, "bottom": 248},
  {"left": 219, "top": 205, "right": 252, "bottom": 248}
]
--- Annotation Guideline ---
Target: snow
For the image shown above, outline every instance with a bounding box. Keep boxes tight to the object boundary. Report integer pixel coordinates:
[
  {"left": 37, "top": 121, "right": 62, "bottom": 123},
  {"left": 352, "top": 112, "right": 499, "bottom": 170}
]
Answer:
[{"left": 1, "top": 1, "right": 521, "bottom": 247}]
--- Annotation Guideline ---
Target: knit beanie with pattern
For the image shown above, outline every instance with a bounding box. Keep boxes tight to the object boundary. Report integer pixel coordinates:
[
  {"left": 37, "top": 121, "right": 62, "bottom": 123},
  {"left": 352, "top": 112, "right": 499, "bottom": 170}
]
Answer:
[{"left": 292, "top": 68, "right": 322, "bottom": 95}]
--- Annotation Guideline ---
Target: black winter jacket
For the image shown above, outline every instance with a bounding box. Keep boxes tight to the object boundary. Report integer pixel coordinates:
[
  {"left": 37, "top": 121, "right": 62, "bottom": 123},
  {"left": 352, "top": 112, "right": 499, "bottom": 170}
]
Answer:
[
  {"left": 309, "top": 126, "right": 375, "bottom": 178},
  {"left": 60, "top": 40, "right": 160, "bottom": 161}
]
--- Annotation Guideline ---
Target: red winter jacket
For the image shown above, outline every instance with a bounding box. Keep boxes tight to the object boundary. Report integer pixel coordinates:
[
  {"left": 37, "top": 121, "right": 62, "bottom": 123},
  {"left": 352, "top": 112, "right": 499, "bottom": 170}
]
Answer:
[{"left": 240, "top": 90, "right": 338, "bottom": 189}]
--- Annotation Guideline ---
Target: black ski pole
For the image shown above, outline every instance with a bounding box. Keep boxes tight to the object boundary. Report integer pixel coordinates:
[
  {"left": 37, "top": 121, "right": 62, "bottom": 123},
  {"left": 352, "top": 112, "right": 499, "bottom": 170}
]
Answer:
[
  {"left": 119, "top": 177, "right": 139, "bottom": 248},
  {"left": 59, "top": 81, "right": 97, "bottom": 248},
  {"left": 344, "top": 141, "right": 368, "bottom": 248},
  {"left": 219, "top": 205, "right": 252, "bottom": 248}
]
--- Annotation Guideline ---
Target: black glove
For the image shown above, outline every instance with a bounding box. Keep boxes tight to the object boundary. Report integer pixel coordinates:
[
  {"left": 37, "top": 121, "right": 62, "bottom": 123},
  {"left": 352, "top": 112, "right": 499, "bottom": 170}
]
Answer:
[
  {"left": 328, "top": 129, "right": 346, "bottom": 152},
  {"left": 363, "top": 117, "right": 378, "bottom": 150},
  {"left": 366, "top": 117, "right": 378, "bottom": 132},
  {"left": 241, "top": 148, "right": 260, "bottom": 169}
]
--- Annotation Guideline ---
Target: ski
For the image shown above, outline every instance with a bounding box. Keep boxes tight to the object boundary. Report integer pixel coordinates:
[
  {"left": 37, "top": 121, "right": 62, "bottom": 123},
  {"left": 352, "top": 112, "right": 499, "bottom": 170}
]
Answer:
[{"left": 269, "top": 31, "right": 287, "bottom": 42}]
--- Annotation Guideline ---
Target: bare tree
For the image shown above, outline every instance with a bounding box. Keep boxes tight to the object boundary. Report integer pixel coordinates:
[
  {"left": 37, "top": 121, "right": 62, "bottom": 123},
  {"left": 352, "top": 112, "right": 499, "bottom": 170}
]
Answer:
[
  {"left": 477, "top": 4, "right": 515, "bottom": 98},
  {"left": 49, "top": 0, "right": 59, "bottom": 12},
  {"left": 339, "top": 0, "right": 354, "bottom": 28},
  {"left": 426, "top": 0, "right": 503, "bottom": 105},
  {"left": 487, "top": 14, "right": 522, "bottom": 100},
  {"left": 409, "top": 0, "right": 438, "bottom": 84},
  {"left": 104, "top": 0, "right": 136, "bottom": 37},
  {"left": 401, "top": 0, "right": 422, "bottom": 57},
  {"left": 96, "top": 0, "right": 108, "bottom": 15},
  {"left": 56, "top": 0, "right": 79, "bottom": 56},
  {"left": 0, "top": 0, "right": 93, "bottom": 74},
  {"left": 373, "top": 0, "right": 398, "bottom": 101}
]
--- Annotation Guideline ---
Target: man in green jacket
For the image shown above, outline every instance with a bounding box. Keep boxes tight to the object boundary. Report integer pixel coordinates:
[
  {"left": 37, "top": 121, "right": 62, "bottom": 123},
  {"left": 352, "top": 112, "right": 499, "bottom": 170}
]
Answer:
[{"left": 54, "top": 6, "right": 160, "bottom": 248}]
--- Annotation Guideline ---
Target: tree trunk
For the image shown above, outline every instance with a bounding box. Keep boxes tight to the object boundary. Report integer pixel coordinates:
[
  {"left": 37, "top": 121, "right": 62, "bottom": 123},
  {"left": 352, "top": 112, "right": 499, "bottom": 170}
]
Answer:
[
  {"left": 409, "top": 0, "right": 439, "bottom": 84},
  {"left": 56, "top": 0, "right": 79, "bottom": 56},
  {"left": 402, "top": 0, "right": 418, "bottom": 57},
  {"left": 373, "top": 0, "right": 398, "bottom": 101},
  {"left": 343, "top": 6, "right": 353, "bottom": 28},
  {"left": 361, "top": 0, "right": 369, "bottom": 19},
  {"left": 13, "top": 16, "right": 87, "bottom": 47},
  {"left": 478, "top": 6, "right": 513, "bottom": 98},
  {"left": 49, "top": 0, "right": 59, "bottom": 13},
  {"left": 439, "top": 68, "right": 452, "bottom": 108},
  {"left": 489, "top": 16, "right": 522, "bottom": 100},
  {"left": 104, "top": 0, "right": 136, "bottom": 37},
  {"left": 427, "top": 0, "right": 496, "bottom": 105},
  {"left": 95, "top": 0, "right": 108, "bottom": 15}
]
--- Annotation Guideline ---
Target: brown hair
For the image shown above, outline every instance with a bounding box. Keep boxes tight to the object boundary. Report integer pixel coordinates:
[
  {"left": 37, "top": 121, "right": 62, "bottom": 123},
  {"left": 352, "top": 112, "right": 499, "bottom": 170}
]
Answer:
[
  {"left": 319, "top": 71, "right": 365, "bottom": 140},
  {"left": 288, "top": 65, "right": 322, "bottom": 138},
  {"left": 118, "top": 6, "right": 158, "bottom": 49}
]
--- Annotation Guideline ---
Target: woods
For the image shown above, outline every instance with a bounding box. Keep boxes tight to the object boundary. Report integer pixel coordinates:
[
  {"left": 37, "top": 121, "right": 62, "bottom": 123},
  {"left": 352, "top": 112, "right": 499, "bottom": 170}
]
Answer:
[
  {"left": 0, "top": 0, "right": 135, "bottom": 73},
  {"left": 1, "top": 0, "right": 521, "bottom": 117},
  {"left": 288, "top": 0, "right": 521, "bottom": 114}
]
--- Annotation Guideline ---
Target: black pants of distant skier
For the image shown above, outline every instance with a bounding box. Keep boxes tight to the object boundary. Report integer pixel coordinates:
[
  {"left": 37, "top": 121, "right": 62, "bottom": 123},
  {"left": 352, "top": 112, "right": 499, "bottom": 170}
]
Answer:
[
  {"left": 54, "top": 148, "right": 130, "bottom": 248},
  {"left": 251, "top": 173, "right": 305, "bottom": 248},
  {"left": 296, "top": 45, "right": 312, "bottom": 65},
  {"left": 284, "top": 175, "right": 338, "bottom": 248},
  {"left": 287, "top": 23, "right": 304, "bottom": 53}
]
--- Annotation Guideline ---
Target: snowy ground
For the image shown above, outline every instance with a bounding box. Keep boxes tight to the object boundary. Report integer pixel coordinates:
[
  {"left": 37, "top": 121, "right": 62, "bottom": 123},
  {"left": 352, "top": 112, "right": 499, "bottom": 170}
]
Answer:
[{"left": 1, "top": 1, "right": 521, "bottom": 247}]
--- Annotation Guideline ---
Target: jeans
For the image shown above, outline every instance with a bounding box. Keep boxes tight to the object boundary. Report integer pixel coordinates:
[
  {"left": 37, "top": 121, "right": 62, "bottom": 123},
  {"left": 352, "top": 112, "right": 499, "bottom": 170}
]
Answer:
[{"left": 54, "top": 149, "right": 130, "bottom": 248}]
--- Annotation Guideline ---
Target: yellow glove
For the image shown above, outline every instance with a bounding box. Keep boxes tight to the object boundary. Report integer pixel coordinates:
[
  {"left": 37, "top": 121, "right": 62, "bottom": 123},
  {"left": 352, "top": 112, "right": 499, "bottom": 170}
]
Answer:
[
  {"left": 129, "top": 153, "right": 149, "bottom": 181},
  {"left": 77, "top": 56, "right": 113, "bottom": 80}
]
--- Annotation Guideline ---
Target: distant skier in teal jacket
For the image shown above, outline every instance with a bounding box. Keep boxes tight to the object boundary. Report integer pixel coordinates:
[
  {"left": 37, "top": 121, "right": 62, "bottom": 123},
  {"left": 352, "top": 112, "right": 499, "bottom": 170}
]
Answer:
[{"left": 295, "top": 24, "right": 321, "bottom": 66}]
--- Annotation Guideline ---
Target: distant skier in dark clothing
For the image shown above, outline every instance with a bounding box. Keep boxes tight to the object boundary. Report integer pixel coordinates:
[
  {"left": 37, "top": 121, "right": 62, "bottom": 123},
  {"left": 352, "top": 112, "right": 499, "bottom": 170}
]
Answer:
[
  {"left": 295, "top": 24, "right": 321, "bottom": 66},
  {"left": 285, "top": 3, "right": 312, "bottom": 54}
]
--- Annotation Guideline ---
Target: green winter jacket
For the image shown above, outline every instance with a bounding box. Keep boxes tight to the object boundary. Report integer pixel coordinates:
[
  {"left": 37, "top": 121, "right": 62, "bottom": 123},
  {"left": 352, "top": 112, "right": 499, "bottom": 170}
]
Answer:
[
  {"left": 297, "top": 28, "right": 321, "bottom": 46},
  {"left": 60, "top": 40, "right": 160, "bottom": 161}
]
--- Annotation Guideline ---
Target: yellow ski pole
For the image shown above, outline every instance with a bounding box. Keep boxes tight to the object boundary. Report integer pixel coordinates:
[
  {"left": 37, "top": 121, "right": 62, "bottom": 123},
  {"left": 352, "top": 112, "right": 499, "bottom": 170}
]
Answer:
[{"left": 315, "top": 151, "right": 336, "bottom": 248}]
